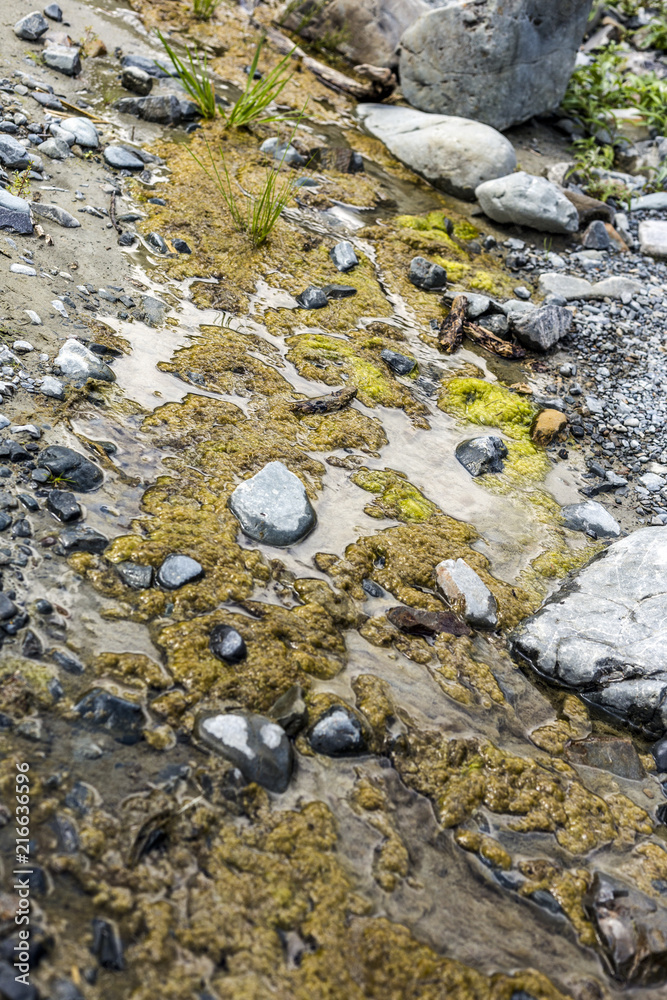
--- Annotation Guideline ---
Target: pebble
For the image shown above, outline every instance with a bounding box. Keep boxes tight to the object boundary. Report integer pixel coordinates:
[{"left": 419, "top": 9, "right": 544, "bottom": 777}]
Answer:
[
  {"left": 40, "top": 375, "right": 65, "bottom": 399},
  {"left": 381, "top": 348, "right": 416, "bottom": 376},
  {"left": 104, "top": 146, "right": 145, "bottom": 170},
  {"left": 121, "top": 66, "right": 153, "bottom": 96},
  {"left": 55, "top": 525, "right": 109, "bottom": 555},
  {"left": 296, "top": 286, "right": 329, "bottom": 309},
  {"left": 43, "top": 45, "right": 82, "bottom": 77},
  {"left": 436, "top": 558, "right": 498, "bottom": 629},
  {"left": 330, "top": 240, "right": 358, "bottom": 272},
  {"left": 209, "top": 624, "right": 247, "bottom": 664},
  {"left": 47, "top": 490, "right": 82, "bottom": 522},
  {"left": 0, "top": 189, "right": 32, "bottom": 236},
  {"left": 13, "top": 341, "right": 34, "bottom": 353},
  {"left": 116, "top": 561, "right": 153, "bottom": 589},
  {"left": 652, "top": 736, "right": 667, "bottom": 772},
  {"left": 146, "top": 232, "right": 169, "bottom": 254},
  {"left": 308, "top": 705, "right": 367, "bottom": 756},
  {"left": 408, "top": 255, "right": 447, "bottom": 290},
  {"left": 14, "top": 12, "right": 49, "bottom": 41},
  {"left": 157, "top": 553, "right": 204, "bottom": 589},
  {"left": 10, "top": 264, "right": 37, "bottom": 276},
  {"left": 75, "top": 688, "right": 146, "bottom": 744},
  {"left": 197, "top": 712, "right": 293, "bottom": 793},
  {"left": 38, "top": 137, "right": 71, "bottom": 160},
  {"left": 173, "top": 238, "right": 191, "bottom": 254},
  {"left": 229, "top": 461, "right": 316, "bottom": 547},
  {"left": 455, "top": 436, "right": 507, "bottom": 476},
  {"left": 44, "top": 4, "right": 63, "bottom": 21},
  {"left": 561, "top": 500, "right": 621, "bottom": 538},
  {"left": 55, "top": 339, "right": 116, "bottom": 383}
]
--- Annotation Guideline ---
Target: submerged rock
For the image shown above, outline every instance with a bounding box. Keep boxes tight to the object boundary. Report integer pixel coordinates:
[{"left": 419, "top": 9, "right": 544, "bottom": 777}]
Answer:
[
  {"left": 330, "top": 240, "right": 358, "bottom": 272},
  {"left": 197, "top": 712, "right": 293, "bottom": 793},
  {"left": 399, "top": 0, "right": 593, "bottom": 131},
  {"left": 296, "top": 286, "right": 329, "bottom": 309},
  {"left": 561, "top": 500, "right": 621, "bottom": 538},
  {"left": 455, "top": 436, "right": 507, "bottom": 477},
  {"left": 387, "top": 605, "right": 471, "bottom": 637},
  {"left": 510, "top": 528, "right": 667, "bottom": 737},
  {"left": 75, "top": 688, "right": 146, "bottom": 744},
  {"left": 357, "top": 104, "right": 516, "bottom": 200},
  {"left": 55, "top": 525, "right": 109, "bottom": 555},
  {"left": 308, "top": 705, "right": 367, "bottom": 756},
  {"left": 229, "top": 461, "right": 316, "bottom": 547},
  {"left": 121, "top": 65, "right": 153, "bottom": 95},
  {"left": 476, "top": 173, "right": 579, "bottom": 234},
  {"left": 436, "top": 558, "right": 498, "bottom": 629},
  {"left": 381, "top": 348, "right": 416, "bottom": 376},
  {"left": 565, "top": 736, "right": 645, "bottom": 780},
  {"left": 37, "top": 446, "right": 103, "bottom": 492},
  {"left": 157, "top": 554, "right": 204, "bottom": 589},
  {"left": 46, "top": 490, "right": 81, "bottom": 522},
  {"left": 209, "top": 624, "right": 247, "bottom": 664}
]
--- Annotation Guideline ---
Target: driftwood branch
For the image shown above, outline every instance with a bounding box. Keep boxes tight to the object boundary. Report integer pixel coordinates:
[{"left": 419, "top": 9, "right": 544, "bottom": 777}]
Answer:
[{"left": 438, "top": 294, "right": 526, "bottom": 360}]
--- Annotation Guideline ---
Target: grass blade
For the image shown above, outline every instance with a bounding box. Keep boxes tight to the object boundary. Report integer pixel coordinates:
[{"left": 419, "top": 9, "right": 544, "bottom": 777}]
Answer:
[{"left": 156, "top": 31, "right": 218, "bottom": 119}]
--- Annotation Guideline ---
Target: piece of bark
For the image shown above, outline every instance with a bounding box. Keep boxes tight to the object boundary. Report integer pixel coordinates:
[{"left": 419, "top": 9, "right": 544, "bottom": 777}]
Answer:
[
  {"left": 438, "top": 294, "right": 467, "bottom": 354},
  {"left": 387, "top": 605, "right": 471, "bottom": 638},
  {"left": 291, "top": 386, "right": 357, "bottom": 415},
  {"left": 467, "top": 321, "right": 527, "bottom": 359}
]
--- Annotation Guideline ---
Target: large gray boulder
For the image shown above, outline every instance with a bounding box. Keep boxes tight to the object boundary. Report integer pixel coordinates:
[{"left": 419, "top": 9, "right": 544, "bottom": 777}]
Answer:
[
  {"left": 399, "top": 0, "right": 593, "bottom": 131},
  {"left": 476, "top": 172, "right": 579, "bottom": 233},
  {"left": 510, "top": 528, "right": 667, "bottom": 738},
  {"left": 281, "top": 0, "right": 428, "bottom": 67},
  {"left": 357, "top": 104, "right": 516, "bottom": 200}
]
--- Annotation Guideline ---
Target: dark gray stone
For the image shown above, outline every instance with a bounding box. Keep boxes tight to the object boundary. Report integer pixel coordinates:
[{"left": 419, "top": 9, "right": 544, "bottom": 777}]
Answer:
[
  {"left": 561, "top": 500, "right": 620, "bottom": 538},
  {"left": 140, "top": 294, "right": 167, "bottom": 326},
  {"left": 157, "top": 553, "right": 204, "bottom": 589},
  {"left": 510, "top": 528, "right": 667, "bottom": 738},
  {"left": 103, "top": 146, "right": 145, "bottom": 170},
  {"left": 146, "top": 231, "right": 169, "bottom": 254},
  {"left": 38, "top": 445, "right": 103, "bottom": 492},
  {"left": 0, "top": 959, "right": 38, "bottom": 1000},
  {"left": 173, "top": 238, "right": 191, "bottom": 254},
  {"left": 229, "top": 461, "right": 316, "bottom": 547},
  {"left": 43, "top": 45, "right": 82, "bottom": 77},
  {"left": 322, "top": 284, "right": 357, "bottom": 299},
  {"left": 14, "top": 11, "right": 49, "bottom": 40},
  {"left": 121, "top": 66, "right": 153, "bottom": 95},
  {"left": 513, "top": 303, "right": 573, "bottom": 352},
  {"left": 456, "top": 436, "right": 507, "bottom": 476},
  {"left": 91, "top": 918, "right": 124, "bottom": 970},
  {"left": 296, "top": 286, "right": 329, "bottom": 309},
  {"left": 652, "top": 736, "right": 667, "bottom": 772},
  {"left": 565, "top": 736, "right": 645, "bottom": 780},
  {"left": 47, "top": 489, "right": 81, "bottom": 522},
  {"left": 75, "top": 688, "right": 146, "bottom": 744},
  {"left": 0, "top": 593, "right": 18, "bottom": 621},
  {"left": 56, "top": 525, "right": 108, "bottom": 555},
  {"left": 0, "top": 513, "right": 11, "bottom": 531},
  {"left": 582, "top": 219, "right": 612, "bottom": 250},
  {"left": 408, "top": 255, "right": 447, "bottom": 290},
  {"left": 44, "top": 3, "right": 63, "bottom": 21},
  {"left": 0, "top": 189, "right": 32, "bottom": 235},
  {"left": 121, "top": 54, "right": 171, "bottom": 79},
  {"left": 115, "top": 94, "right": 183, "bottom": 125},
  {"left": 38, "top": 136, "right": 71, "bottom": 160},
  {"left": 116, "top": 561, "right": 153, "bottom": 589},
  {"left": 330, "top": 240, "right": 358, "bottom": 272},
  {"left": 52, "top": 649, "right": 84, "bottom": 675},
  {"left": 309, "top": 705, "right": 366, "bottom": 756},
  {"left": 209, "top": 624, "right": 247, "bottom": 664},
  {"left": 381, "top": 348, "right": 416, "bottom": 376},
  {"left": 197, "top": 712, "right": 293, "bottom": 793},
  {"left": 0, "top": 135, "right": 30, "bottom": 171}
]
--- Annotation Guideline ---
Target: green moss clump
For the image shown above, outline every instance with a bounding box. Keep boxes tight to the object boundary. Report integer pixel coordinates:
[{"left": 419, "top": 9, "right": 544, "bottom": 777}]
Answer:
[
  {"left": 440, "top": 378, "right": 535, "bottom": 438},
  {"left": 351, "top": 468, "right": 437, "bottom": 523}
]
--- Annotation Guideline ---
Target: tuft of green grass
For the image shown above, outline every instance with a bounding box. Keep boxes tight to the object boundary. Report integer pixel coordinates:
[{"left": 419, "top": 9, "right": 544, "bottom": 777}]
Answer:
[
  {"left": 155, "top": 31, "right": 217, "bottom": 119},
  {"left": 223, "top": 36, "right": 296, "bottom": 129},
  {"left": 189, "top": 140, "right": 300, "bottom": 246},
  {"left": 193, "top": 0, "right": 219, "bottom": 20}
]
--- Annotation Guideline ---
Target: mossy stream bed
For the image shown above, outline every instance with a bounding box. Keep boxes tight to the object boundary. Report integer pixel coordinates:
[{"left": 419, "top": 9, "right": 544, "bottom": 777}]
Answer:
[{"left": 1, "top": 2, "right": 667, "bottom": 999}]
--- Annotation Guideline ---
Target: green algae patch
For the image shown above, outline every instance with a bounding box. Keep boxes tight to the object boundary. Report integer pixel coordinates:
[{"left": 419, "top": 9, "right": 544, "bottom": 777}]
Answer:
[
  {"left": 351, "top": 467, "right": 437, "bottom": 522},
  {"left": 441, "top": 377, "right": 536, "bottom": 437},
  {"left": 351, "top": 775, "right": 410, "bottom": 892}
]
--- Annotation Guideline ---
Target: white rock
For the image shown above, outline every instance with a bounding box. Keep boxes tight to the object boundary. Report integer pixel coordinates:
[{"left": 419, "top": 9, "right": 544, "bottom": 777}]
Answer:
[
  {"left": 10, "top": 264, "right": 37, "bottom": 276},
  {"left": 55, "top": 339, "right": 116, "bottom": 383},
  {"left": 11, "top": 424, "right": 41, "bottom": 439},
  {"left": 52, "top": 299, "right": 68, "bottom": 318},
  {"left": 357, "top": 103, "right": 516, "bottom": 201},
  {"left": 58, "top": 116, "right": 100, "bottom": 148},
  {"left": 24, "top": 310, "right": 42, "bottom": 325},
  {"left": 475, "top": 172, "right": 579, "bottom": 234},
  {"left": 638, "top": 220, "right": 667, "bottom": 258},
  {"left": 631, "top": 191, "right": 667, "bottom": 211},
  {"left": 436, "top": 558, "right": 498, "bottom": 629},
  {"left": 40, "top": 375, "right": 65, "bottom": 399},
  {"left": 538, "top": 272, "right": 644, "bottom": 301},
  {"left": 13, "top": 341, "right": 34, "bottom": 353}
]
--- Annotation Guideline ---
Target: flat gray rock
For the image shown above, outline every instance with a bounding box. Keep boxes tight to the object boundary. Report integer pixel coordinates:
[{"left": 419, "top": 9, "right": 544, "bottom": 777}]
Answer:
[
  {"left": 157, "top": 553, "right": 203, "bottom": 589},
  {"left": 229, "top": 461, "right": 316, "bottom": 547},
  {"left": 104, "top": 146, "right": 145, "bottom": 170},
  {"left": 197, "top": 712, "right": 293, "bottom": 792},
  {"left": 436, "top": 557, "right": 498, "bottom": 628},
  {"left": 0, "top": 189, "right": 32, "bottom": 235},
  {"left": 30, "top": 202, "right": 80, "bottom": 228},
  {"left": 59, "top": 117, "right": 100, "bottom": 148},
  {"left": 638, "top": 220, "right": 667, "bottom": 259},
  {"left": 476, "top": 172, "right": 579, "bottom": 234},
  {"left": 357, "top": 103, "right": 516, "bottom": 201},
  {"left": 399, "top": 0, "right": 593, "bottom": 131},
  {"left": 538, "top": 272, "right": 644, "bottom": 301},
  {"left": 0, "top": 135, "right": 30, "bottom": 171},
  {"left": 38, "top": 137, "right": 71, "bottom": 160},
  {"left": 510, "top": 528, "right": 667, "bottom": 738},
  {"left": 561, "top": 500, "right": 621, "bottom": 538}
]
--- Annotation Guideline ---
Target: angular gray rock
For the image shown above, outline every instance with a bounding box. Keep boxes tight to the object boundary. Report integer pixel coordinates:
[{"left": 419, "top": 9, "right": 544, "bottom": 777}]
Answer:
[
  {"left": 59, "top": 117, "right": 100, "bottom": 148},
  {"left": 116, "top": 561, "right": 154, "bottom": 590},
  {"left": 476, "top": 172, "right": 579, "bottom": 235},
  {"left": 197, "top": 712, "right": 293, "bottom": 793},
  {"left": 0, "top": 190, "right": 32, "bottom": 235},
  {"left": 455, "top": 436, "right": 507, "bottom": 477},
  {"left": 357, "top": 104, "right": 516, "bottom": 200},
  {"left": 381, "top": 348, "right": 415, "bottom": 376},
  {"left": 44, "top": 4, "right": 63, "bottom": 21},
  {"left": 38, "top": 137, "right": 71, "bottom": 160},
  {"left": 510, "top": 528, "right": 667, "bottom": 738},
  {"left": 104, "top": 146, "right": 145, "bottom": 170},
  {"left": 55, "top": 340, "right": 116, "bottom": 383},
  {"left": 638, "top": 220, "right": 667, "bottom": 259},
  {"left": 513, "top": 303, "right": 573, "bottom": 352},
  {"left": 562, "top": 500, "right": 621, "bottom": 538},
  {"left": 14, "top": 11, "right": 49, "bottom": 40},
  {"left": 408, "top": 256, "right": 447, "bottom": 290},
  {"left": 30, "top": 203, "right": 81, "bottom": 229},
  {"left": 0, "top": 135, "right": 31, "bottom": 171},
  {"left": 121, "top": 66, "right": 153, "bottom": 95},
  {"left": 582, "top": 219, "right": 612, "bottom": 250},
  {"left": 140, "top": 295, "right": 168, "bottom": 326},
  {"left": 43, "top": 45, "right": 82, "bottom": 76},
  {"left": 229, "top": 461, "right": 316, "bottom": 547},
  {"left": 55, "top": 525, "right": 109, "bottom": 556},
  {"left": 436, "top": 558, "right": 498, "bottom": 629},
  {"left": 399, "top": 0, "right": 594, "bottom": 131},
  {"left": 114, "top": 94, "right": 183, "bottom": 126},
  {"left": 330, "top": 241, "right": 358, "bottom": 272}
]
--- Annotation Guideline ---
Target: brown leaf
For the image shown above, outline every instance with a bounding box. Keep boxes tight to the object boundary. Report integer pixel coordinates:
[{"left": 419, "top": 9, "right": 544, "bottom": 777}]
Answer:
[{"left": 291, "top": 386, "right": 357, "bottom": 415}]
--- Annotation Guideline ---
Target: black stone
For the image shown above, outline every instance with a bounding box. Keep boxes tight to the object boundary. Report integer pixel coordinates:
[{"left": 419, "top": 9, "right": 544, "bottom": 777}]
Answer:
[
  {"left": 209, "top": 624, "right": 247, "bottom": 664},
  {"left": 21, "top": 629, "right": 42, "bottom": 659},
  {"left": 0, "top": 593, "right": 18, "bottom": 621},
  {"left": 0, "top": 959, "right": 39, "bottom": 1000},
  {"left": 408, "top": 256, "right": 447, "bottom": 290},
  {"left": 118, "top": 232, "right": 136, "bottom": 247},
  {"left": 75, "top": 688, "right": 145, "bottom": 744},
  {"left": 91, "top": 918, "right": 124, "bottom": 970},
  {"left": 173, "top": 238, "right": 191, "bottom": 254},
  {"left": 47, "top": 490, "right": 81, "bottom": 522},
  {"left": 52, "top": 650, "right": 84, "bottom": 675},
  {"left": 381, "top": 348, "right": 416, "bottom": 376},
  {"left": 18, "top": 493, "right": 39, "bottom": 512},
  {"left": 296, "top": 286, "right": 329, "bottom": 309},
  {"left": 456, "top": 436, "right": 508, "bottom": 477},
  {"left": 55, "top": 525, "right": 108, "bottom": 556},
  {"left": 322, "top": 284, "right": 357, "bottom": 299},
  {"left": 44, "top": 3, "right": 63, "bottom": 21},
  {"left": 37, "top": 446, "right": 103, "bottom": 492},
  {"left": 35, "top": 599, "right": 53, "bottom": 615},
  {"left": 157, "top": 553, "right": 204, "bottom": 589},
  {"left": 65, "top": 781, "right": 94, "bottom": 815},
  {"left": 0, "top": 441, "right": 31, "bottom": 462},
  {"left": 308, "top": 705, "right": 366, "bottom": 757},
  {"left": 146, "top": 231, "right": 169, "bottom": 254},
  {"left": 361, "top": 578, "right": 384, "bottom": 597},
  {"left": 50, "top": 980, "right": 84, "bottom": 1000},
  {"left": 582, "top": 220, "right": 611, "bottom": 250},
  {"left": 120, "top": 54, "right": 171, "bottom": 79},
  {"left": 0, "top": 512, "right": 11, "bottom": 531},
  {"left": 116, "top": 561, "right": 153, "bottom": 590},
  {"left": 12, "top": 519, "right": 32, "bottom": 539},
  {"left": 653, "top": 736, "right": 667, "bottom": 772}
]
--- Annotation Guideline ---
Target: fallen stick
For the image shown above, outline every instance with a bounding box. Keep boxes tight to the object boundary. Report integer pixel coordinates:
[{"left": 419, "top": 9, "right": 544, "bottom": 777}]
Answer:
[{"left": 437, "top": 293, "right": 526, "bottom": 360}]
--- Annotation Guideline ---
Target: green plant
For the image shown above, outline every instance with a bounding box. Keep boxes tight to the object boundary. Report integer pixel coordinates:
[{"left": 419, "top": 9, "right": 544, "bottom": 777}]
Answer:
[
  {"left": 189, "top": 139, "right": 299, "bottom": 246},
  {"left": 569, "top": 137, "right": 633, "bottom": 205},
  {"left": 193, "top": 0, "right": 219, "bottom": 20},
  {"left": 156, "top": 31, "right": 217, "bottom": 119},
  {"left": 8, "top": 170, "right": 31, "bottom": 199},
  {"left": 223, "top": 36, "right": 296, "bottom": 128}
]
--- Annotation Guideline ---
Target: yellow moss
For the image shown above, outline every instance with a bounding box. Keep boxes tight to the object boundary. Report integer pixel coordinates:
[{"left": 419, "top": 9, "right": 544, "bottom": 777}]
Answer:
[
  {"left": 351, "top": 777, "right": 410, "bottom": 892},
  {"left": 440, "top": 377, "right": 536, "bottom": 438},
  {"left": 455, "top": 829, "right": 511, "bottom": 870},
  {"left": 351, "top": 467, "right": 437, "bottom": 522}
]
